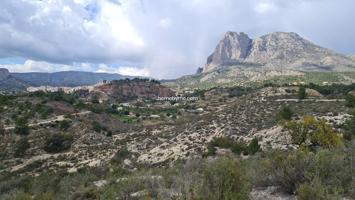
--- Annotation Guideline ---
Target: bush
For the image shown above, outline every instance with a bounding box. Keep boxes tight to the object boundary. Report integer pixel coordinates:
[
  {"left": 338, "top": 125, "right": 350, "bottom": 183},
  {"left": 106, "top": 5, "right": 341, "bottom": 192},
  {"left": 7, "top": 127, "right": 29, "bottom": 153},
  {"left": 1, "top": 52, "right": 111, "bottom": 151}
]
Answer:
[
  {"left": 276, "top": 106, "right": 294, "bottom": 121},
  {"left": 207, "top": 137, "right": 247, "bottom": 155},
  {"left": 298, "top": 86, "right": 307, "bottom": 99},
  {"left": 111, "top": 147, "right": 131, "bottom": 164},
  {"left": 200, "top": 158, "right": 250, "bottom": 200},
  {"left": 344, "top": 113, "right": 355, "bottom": 140},
  {"left": 263, "top": 149, "right": 315, "bottom": 193},
  {"left": 0, "top": 123, "right": 4, "bottom": 135},
  {"left": 345, "top": 94, "right": 355, "bottom": 107},
  {"left": 297, "top": 178, "right": 340, "bottom": 200},
  {"left": 44, "top": 134, "right": 73, "bottom": 153},
  {"left": 262, "top": 148, "right": 352, "bottom": 195},
  {"left": 59, "top": 120, "right": 71, "bottom": 131},
  {"left": 284, "top": 116, "right": 342, "bottom": 148},
  {"left": 14, "top": 118, "right": 30, "bottom": 135},
  {"left": 92, "top": 121, "right": 102, "bottom": 133},
  {"left": 35, "top": 104, "right": 54, "bottom": 119},
  {"left": 206, "top": 137, "right": 261, "bottom": 156},
  {"left": 246, "top": 138, "right": 261, "bottom": 155},
  {"left": 14, "top": 138, "right": 30, "bottom": 158}
]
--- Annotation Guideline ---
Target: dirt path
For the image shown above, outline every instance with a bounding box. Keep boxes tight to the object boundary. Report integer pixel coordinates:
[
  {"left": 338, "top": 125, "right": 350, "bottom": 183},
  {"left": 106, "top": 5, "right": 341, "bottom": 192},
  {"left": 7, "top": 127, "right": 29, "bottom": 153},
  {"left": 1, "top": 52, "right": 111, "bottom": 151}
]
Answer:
[
  {"left": 4, "top": 111, "right": 91, "bottom": 130},
  {"left": 275, "top": 99, "right": 345, "bottom": 102}
]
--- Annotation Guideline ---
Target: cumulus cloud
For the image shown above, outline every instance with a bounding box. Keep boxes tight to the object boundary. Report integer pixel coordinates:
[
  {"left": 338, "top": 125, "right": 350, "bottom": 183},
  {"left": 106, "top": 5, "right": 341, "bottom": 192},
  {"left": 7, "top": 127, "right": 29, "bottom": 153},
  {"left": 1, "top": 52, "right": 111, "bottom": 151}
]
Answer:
[
  {"left": 0, "top": 0, "right": 354, "bottom": 78},
  {"left": 0, "top": 60, "right": 90, "bottom": 73},
  {"left": 96, "top": 64, "right": 150, "bottom": 77}
]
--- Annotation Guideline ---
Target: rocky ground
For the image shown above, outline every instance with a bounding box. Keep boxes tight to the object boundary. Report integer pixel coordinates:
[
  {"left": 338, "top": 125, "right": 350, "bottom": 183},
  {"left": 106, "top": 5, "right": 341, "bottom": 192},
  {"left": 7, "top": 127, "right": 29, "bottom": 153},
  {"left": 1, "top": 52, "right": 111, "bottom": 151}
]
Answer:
[{"left": 0, "top": 86, "right": 351, "bottom": 176}]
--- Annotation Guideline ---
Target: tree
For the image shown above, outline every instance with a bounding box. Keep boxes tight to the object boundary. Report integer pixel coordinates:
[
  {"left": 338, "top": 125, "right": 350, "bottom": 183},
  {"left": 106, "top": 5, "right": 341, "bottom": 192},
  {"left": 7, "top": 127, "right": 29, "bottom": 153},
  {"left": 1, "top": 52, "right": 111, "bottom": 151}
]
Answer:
[
  {"left": 14, "top": 117, "right": 30, "bottom": 135},
  {"left": 298, "top": 86, "right": 307, "bottom": 99}
]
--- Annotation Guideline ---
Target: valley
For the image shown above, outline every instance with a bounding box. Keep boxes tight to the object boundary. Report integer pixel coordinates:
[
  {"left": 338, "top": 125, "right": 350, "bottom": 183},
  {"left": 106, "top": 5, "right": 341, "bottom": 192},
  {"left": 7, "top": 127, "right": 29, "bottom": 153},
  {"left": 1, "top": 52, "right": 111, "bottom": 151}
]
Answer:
[
  {"left": 0, "top": 78, "right": 354, "bottom": 199},
  {"left": 0, "top": 30, "right": 354, "bottom": 200}
]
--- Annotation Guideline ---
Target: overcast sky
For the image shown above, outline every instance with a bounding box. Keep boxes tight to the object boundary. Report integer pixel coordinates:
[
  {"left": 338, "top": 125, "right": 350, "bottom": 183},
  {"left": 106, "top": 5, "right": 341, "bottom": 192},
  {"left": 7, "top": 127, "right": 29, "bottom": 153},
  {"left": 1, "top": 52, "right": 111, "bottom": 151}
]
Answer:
[{"left": 0, "top": 0, "right": 354, "bottom": 78}]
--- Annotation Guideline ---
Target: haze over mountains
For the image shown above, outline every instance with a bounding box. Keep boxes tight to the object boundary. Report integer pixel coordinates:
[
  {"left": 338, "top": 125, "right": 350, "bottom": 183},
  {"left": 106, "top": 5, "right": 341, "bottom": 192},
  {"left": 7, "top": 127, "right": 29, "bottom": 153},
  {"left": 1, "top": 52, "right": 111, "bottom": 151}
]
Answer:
[
  {"left": 199, "top": 31, "right": 355, "bottom": 73},
  {"left": 0, "top": 68, "right": 132, "bottom": 92}
]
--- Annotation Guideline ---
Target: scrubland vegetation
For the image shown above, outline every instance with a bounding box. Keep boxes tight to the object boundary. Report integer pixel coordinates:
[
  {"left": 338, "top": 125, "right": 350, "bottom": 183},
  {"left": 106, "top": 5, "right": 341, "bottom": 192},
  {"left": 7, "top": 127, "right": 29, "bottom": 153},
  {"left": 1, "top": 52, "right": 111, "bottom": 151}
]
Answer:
[{"left": 0, "top": 82, "right": 354, "bottom": 200}]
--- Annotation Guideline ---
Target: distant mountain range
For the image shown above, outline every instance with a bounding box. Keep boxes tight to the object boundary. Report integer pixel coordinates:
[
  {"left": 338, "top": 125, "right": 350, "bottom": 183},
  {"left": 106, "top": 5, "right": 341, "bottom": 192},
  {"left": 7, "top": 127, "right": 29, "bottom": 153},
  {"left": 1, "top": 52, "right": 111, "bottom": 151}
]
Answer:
[
  {"left": 167, "top": 31, "right": 355, "bottom": 89},
  {"left": 0, "top": 68, "right": 132, "bottom": 92}
]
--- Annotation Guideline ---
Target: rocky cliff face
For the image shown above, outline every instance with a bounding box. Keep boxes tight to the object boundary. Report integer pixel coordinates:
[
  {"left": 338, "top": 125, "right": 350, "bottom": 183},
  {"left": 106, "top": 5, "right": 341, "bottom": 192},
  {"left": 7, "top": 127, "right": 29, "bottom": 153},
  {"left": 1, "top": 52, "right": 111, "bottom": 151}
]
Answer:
[
  {"left": 0, "top": 68, "right": 10, "bottom": 80},
  {"left": 205, "top": 32, "right": 252, "bottom": 72},
  {"left": 201, "top": 31, "right": 355, "bottom": 73}
]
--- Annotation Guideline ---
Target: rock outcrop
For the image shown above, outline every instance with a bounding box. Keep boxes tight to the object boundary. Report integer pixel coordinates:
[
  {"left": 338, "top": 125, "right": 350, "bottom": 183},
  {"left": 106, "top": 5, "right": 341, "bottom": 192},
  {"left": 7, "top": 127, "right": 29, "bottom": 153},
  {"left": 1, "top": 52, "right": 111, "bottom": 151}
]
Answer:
[
  {"left": 201, "top": 31, "right": 355, "bottom": 73},
  {"left": 0, "top": 68, "right": 10, "bottom": 80},
  {"left": 90, "top": 79, "right": 175, "bottom": 102},
  {"left": 205, "top": 32, "right": 252, "bottom": 72}
]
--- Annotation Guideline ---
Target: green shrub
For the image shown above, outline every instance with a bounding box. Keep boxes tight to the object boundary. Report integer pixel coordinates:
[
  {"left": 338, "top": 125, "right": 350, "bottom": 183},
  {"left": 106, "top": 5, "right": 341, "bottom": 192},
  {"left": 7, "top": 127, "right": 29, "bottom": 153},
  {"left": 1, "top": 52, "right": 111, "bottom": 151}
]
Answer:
[
  {"left": 262, "top": 148, "right": 352, "bottom": 195},
  {"left": 298, "top": 86, "right": 307, "bottom": 99},
  {"left": 284, "top": 116, "right": 342, "bottom": 148},
  {"left": 263, "top": 149, "right": 315, "bottom": 193},
  {"left": 92, "top": 121, "right": 102, "bottom": 133},
  {"left": 14, "top": 138, "right": 30, "bottom": 158},
  {"left": 111, "top": 147, "right": 131, "bottom": 164},
  {"left": 44, "top": 134, "right": 73, "bottom": 153},
  {"left": 345, "top": 94, "right": 355, "bottom": 107},
  {"left": 246, "top": 138, "right": 261, "bottom": 155},
  {"left": 277, "top": 106, "right": 294, "bottom": 121},
  {"left": 206, "top": 137, "right": 260, "bottom": 156},
  {"left": 0, "top": 123, "right": 4, "bottom": 135},
  {"left": 14, "top": 118, "right": 30, "bottom": 135},
  {"left": 297, "top": 178, "right": 341, "bottom": 200},
  {"left": 344, "top": 114, "right": 355, "bottom": 140},
  {"left": 59, "top": 120, "right": 71, "bottom": 130},
  {"left": 200, "top": 158, "right": 250, "bottom": 200}
]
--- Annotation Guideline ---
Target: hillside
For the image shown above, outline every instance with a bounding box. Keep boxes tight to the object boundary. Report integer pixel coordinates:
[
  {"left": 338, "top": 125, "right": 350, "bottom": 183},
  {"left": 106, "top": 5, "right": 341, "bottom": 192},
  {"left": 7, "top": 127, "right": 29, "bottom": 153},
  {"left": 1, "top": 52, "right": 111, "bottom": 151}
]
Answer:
[
  {"left": 0, "top": 81, "right": 353, "bottom": 199},
  {"left": 11, "top": 71, "right": 131, "bottom": 87},
  {"left": 0, "top": 68, "right": 29, "bottom": 92},
  {"left": 167, "top": 31, "right": 355, "bottom": 89}
]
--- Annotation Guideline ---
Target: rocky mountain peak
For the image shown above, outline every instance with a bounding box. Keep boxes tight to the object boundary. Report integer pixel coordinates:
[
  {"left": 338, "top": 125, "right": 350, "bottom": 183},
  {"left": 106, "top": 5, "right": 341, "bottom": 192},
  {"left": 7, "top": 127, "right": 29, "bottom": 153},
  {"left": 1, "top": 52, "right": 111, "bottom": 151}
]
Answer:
[
  {"left": 200, "top": 31, "right": 355, "bottom": 73},
  {"left": 204, "top": 31, "right": 252, "bottom": 72},
  {"left": 0, "top": 68, "right": 10, "bottom": 80}
]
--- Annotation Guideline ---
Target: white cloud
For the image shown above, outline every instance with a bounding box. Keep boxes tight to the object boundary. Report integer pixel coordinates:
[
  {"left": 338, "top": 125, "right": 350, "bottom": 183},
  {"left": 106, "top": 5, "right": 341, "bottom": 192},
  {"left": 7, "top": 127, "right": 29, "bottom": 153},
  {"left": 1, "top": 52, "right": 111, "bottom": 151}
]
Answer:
[
  {"left": 0, "top": 0, "right": 146, "bottom": 64},
  {"left": 254, "top": 1, "right": 278, "bottom": 14},
  {"left": 159, "top": 18, "right": 172, "bottom": 29},
  {"left": 0, "top": 60, "right": 77, "bottom": 72},
  {"left": 0, "top": 0, "right": 355, "bottom": 78},
  {"left": 96, "top": 64, "right": 150, "bottom": 77}
]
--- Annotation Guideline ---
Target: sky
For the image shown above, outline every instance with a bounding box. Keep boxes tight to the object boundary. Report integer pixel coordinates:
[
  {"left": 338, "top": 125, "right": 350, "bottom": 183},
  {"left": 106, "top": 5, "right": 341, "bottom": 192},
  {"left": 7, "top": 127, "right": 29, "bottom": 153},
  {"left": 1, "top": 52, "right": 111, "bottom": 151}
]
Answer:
[{"left": 0, "top": 0, "right": 354, "bottom": 79}]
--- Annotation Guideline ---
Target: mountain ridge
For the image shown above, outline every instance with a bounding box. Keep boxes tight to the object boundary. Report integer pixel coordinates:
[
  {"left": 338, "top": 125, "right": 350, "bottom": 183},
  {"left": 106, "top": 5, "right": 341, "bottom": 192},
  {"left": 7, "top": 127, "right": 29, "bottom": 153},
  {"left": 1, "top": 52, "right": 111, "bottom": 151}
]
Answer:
[
  {"left": 0, "top": 68, "right": 134, "bottom": 92},
  {"left": 201, "top": 31, "right": 355, "bottom": 73}
]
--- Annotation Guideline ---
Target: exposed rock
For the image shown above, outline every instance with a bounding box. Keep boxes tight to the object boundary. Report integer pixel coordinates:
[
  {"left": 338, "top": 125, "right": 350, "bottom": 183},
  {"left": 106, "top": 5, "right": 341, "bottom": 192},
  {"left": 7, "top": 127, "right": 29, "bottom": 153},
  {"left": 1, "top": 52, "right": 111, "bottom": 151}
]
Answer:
[
  {"left": 204, "top": 32, "right": 252, "bottom": 72},
  {"left": 250, "top": 187, "right": 296, "bottom": 200},
  {"left": 91, "top": 80, "right": 175, "bottom": 102},
  {"left": 0, "top": 68, "right": 10, "bottom": 80},
  {"left": 201, "top": 31, "right": 355, "bottom": 73}
]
